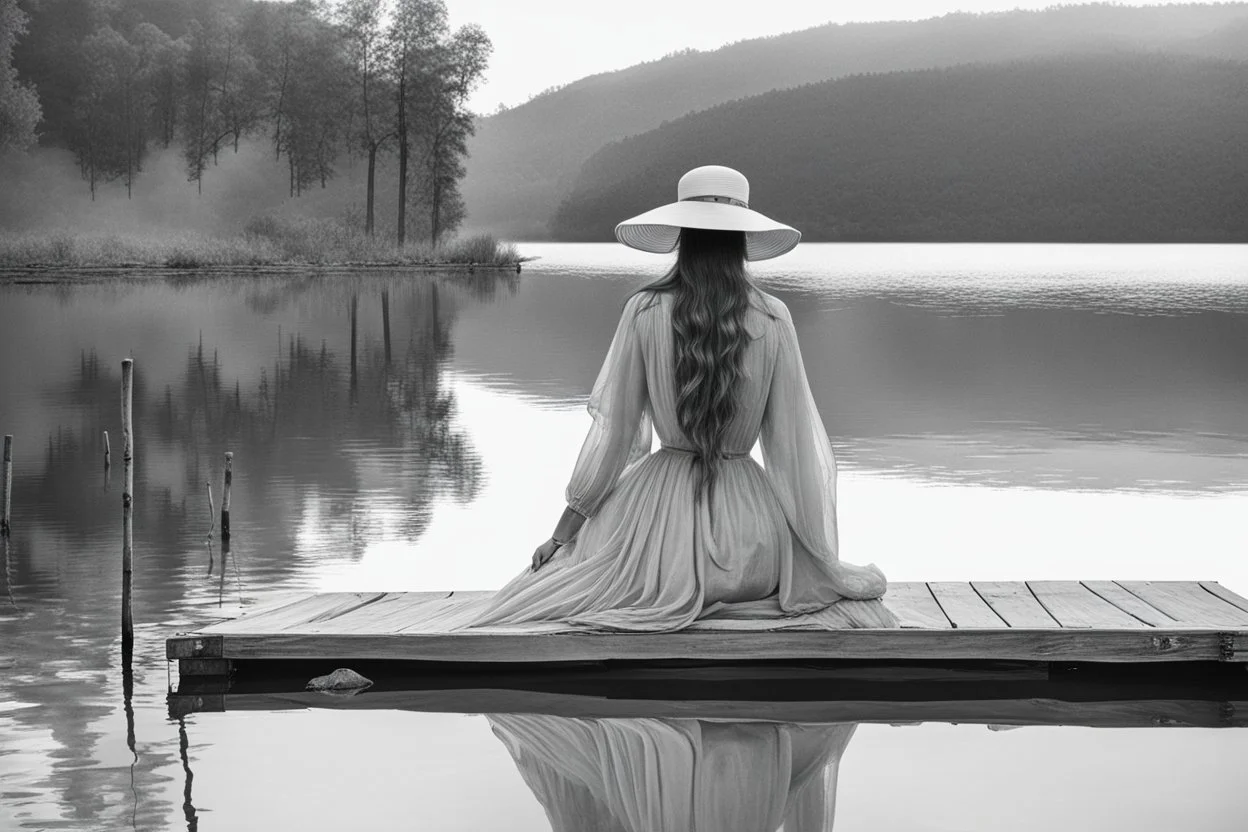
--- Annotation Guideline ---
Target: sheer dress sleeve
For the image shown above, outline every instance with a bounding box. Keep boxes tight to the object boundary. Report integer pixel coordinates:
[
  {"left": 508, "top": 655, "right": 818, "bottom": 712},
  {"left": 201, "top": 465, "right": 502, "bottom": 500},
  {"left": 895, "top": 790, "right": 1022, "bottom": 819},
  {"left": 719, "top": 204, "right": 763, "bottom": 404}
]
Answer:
[
  {"left": 760, "top": 299, "right": 886, "bottom": 604},
  {"left": 565, "top": 293, "right": 654, "bottom": 518}
]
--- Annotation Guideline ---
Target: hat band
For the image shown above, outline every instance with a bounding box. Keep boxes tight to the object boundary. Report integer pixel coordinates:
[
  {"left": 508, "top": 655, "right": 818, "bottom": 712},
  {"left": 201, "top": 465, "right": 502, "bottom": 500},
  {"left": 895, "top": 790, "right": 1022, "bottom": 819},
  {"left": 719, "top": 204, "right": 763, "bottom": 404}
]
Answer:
[{"left": 680, "top": 194, "right": 749, "bottom": 209}]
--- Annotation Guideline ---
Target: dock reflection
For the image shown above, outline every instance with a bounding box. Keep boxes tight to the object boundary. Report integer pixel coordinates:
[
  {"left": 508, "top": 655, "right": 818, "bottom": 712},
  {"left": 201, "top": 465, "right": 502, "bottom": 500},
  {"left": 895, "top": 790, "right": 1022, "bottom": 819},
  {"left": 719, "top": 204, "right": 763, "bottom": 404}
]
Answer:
[{"left": 490, "top": 715, "right": 855, "bottom": 832}]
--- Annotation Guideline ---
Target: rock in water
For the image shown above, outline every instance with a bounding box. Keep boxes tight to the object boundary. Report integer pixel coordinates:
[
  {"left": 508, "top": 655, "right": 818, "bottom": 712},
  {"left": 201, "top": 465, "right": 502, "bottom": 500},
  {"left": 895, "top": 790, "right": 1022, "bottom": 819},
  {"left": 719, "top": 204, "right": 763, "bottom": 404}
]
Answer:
[{"left": 306, "top": 668, "right": 373, "bottom": 695}]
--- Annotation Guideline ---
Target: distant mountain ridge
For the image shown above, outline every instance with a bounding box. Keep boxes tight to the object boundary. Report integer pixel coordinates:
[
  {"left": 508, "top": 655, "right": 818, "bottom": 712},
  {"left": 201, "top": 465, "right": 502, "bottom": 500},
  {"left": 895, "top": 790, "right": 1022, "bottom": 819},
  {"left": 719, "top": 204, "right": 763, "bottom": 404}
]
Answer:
[
  {"left": 550, "top": 54, "right": 1248, "bottom": 243},
  {"left": 462, "top": 3, "right": 1248, "bottom": 238}
]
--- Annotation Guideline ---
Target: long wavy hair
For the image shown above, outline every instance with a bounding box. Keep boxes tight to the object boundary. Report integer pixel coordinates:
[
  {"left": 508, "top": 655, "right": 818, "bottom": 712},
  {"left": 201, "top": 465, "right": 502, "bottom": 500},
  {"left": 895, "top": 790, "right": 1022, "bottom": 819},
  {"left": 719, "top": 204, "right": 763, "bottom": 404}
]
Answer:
[{"left": 634, "top": 227, "right": 759, "bottom": 501}]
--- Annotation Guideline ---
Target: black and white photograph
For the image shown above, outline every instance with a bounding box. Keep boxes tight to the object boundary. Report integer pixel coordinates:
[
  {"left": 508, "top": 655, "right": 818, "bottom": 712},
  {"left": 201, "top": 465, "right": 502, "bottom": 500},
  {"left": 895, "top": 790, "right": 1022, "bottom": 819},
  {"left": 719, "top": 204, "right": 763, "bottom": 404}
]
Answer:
[{"left": 1, "top": 0, "right": 1246, "bottom": 829}]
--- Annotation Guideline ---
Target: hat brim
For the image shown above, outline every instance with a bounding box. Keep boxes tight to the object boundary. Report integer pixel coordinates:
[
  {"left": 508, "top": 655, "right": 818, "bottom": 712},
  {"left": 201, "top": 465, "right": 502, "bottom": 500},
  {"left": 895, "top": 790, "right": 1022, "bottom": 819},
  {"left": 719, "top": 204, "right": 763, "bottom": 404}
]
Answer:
[{"left": 614, "top": 201, "right": 801, "bottom": 261}]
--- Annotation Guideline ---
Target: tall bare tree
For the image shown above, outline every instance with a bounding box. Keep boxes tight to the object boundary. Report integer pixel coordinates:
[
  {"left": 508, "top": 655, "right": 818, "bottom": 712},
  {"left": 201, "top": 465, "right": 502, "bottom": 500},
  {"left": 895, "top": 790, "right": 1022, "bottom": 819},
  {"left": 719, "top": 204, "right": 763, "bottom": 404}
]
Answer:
[
  {"left": 75, "top": 26, "right": 140, "bottom": 198},
  {"left": 387, "top": 0, "right": 447, "bottom": 247},
  {"left": 337, "top": 0, "right": 394, "bottom": 235},
  {"left": 417, "top": 23, "right": 490, "bottom": 244}
]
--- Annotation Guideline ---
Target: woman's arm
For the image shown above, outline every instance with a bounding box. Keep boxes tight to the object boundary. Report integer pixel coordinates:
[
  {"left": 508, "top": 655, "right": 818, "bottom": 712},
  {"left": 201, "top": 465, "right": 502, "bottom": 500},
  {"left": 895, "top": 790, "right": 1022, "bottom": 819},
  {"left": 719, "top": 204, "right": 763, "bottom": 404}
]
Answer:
[
  {"left": 563, "top": 293, "right": 652, "bottom": 518},
  {"left": 760, "top": 297, "right": 886, "bottom": 602},
  {"left": 531, "top": 505, "right": 587, "bottom": 571},
  {"left": 532, "top": 294, "right": 652, "bottom": 571}
]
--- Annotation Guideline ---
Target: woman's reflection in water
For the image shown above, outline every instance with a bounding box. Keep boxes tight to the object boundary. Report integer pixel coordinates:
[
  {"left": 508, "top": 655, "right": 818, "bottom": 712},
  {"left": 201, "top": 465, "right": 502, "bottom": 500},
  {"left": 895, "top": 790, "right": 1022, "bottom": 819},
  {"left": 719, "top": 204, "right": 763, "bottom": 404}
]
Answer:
[{"left": 489, "top": 715, "right": 857, "bottom": 832}]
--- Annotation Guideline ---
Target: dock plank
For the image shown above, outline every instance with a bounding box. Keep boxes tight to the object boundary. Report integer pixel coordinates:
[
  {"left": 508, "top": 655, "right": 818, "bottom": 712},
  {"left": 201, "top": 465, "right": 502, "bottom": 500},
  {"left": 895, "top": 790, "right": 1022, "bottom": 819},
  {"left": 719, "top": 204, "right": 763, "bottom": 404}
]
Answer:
[
  {"left": 1027, "top": 582, "right": 1146, "bottom": 629},
  {"left": 215, "top": 628, "right": 1227, "bottom": 663},
  {"left": 1118, "top": 582, "right": 1248, "bottom": 628},
  {"left": 883, "top": 582, "right": 952, "bottom": 629},
  {"left": 282, "top": 592, "right": 451, "bottom": 635},
  {"left": 971, "top": 582, "right": 1060, "bottom": 629},
  {"left": 204, "top": 592, "right": 387, "bottom": 634},
  {"left": 928, "top": 582, "right": 1008, "bottom": 628},
  {"left": 1081, "top": 581, "right": 1174, "bottom": 627},
  {"left": 1199, "top": 582, "right": 1248, "bottom": 617},
  {"left": 396, "top": 594, "right": 492, "bottom": 633}
]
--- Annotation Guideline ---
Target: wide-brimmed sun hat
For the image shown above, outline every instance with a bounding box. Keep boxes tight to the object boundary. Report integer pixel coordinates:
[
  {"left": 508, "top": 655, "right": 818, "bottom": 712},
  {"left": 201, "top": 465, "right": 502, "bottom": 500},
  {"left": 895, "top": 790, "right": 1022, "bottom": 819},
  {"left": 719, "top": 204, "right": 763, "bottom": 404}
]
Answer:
[{"left": 614, "top": 165, "right": 801, "bottom": 261}]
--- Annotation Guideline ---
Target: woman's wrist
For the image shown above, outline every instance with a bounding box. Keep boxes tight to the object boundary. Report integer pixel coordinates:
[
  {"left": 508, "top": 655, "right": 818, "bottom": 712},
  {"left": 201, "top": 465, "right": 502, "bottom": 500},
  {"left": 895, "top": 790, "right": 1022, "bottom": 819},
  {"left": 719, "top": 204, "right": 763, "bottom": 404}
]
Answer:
[{"left": 552, "top": 505, "right": 587, "bottom": 545}]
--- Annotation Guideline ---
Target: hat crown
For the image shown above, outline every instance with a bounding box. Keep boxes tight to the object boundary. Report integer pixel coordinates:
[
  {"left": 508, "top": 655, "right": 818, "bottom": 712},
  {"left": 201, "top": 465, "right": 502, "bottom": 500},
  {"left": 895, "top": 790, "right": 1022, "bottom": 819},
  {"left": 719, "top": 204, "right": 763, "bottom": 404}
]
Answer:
[{"left": 677, "top": 165, "right": 749, "bottom": 206}]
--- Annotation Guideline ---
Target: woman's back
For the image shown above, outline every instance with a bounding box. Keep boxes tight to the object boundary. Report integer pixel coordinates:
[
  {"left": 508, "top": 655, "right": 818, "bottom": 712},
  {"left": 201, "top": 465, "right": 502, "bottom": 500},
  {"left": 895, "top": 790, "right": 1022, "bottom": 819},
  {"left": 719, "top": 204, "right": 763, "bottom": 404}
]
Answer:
[{"left": 633, "top": 288, "right": 784, "bottom": 457}]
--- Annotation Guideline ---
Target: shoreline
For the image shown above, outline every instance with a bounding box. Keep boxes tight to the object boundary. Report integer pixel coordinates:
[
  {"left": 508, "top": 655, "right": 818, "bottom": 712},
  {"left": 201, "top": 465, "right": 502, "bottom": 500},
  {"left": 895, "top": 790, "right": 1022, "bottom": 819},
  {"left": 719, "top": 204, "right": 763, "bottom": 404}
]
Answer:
[
  {"left": 0, "top": 260, "right": 529, "bottom": 280},
  {"left": 0, "top": 226, "right": 527, "bottom": 277},
  {"left": 0, "top": 260, "right": 526, "bottom": 273}
]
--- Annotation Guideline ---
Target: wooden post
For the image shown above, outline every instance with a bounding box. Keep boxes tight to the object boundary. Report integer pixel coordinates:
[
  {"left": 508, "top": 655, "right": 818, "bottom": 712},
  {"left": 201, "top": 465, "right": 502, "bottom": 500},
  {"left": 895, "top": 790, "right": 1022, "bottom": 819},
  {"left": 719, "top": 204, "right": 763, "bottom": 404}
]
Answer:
[
  {"left": 205, "top": 481, "right": 215, "bottom": 535},
  {"left": 1, "top": 435, "right": 11, "bottom": 537},
  {"left": 121, "top": 359, "right": 134, "bottom": 646},
  {"left": 221, "top": 452, "right": 232, "bottom": 541},
  {"left": 103, "top": 430, "right": 111, "bottom": 468}
]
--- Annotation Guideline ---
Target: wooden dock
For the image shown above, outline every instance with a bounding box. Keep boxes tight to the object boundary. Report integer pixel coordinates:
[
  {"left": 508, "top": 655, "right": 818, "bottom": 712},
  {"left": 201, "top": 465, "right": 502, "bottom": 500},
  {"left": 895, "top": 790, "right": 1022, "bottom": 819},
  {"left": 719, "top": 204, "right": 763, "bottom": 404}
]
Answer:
[
  {"left": 169, "top": 660, "right": 1248, "bottom": 727},
  {"left": 167, "top": 581, "right": 1248, "bottom": 681}
]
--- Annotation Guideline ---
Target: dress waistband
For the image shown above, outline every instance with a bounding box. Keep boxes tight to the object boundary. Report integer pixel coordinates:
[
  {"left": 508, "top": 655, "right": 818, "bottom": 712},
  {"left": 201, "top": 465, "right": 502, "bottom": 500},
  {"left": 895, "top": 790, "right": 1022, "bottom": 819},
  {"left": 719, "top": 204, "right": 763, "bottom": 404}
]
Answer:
[{"left": 659, "top": 445, "right": 752, "bottom": 460}]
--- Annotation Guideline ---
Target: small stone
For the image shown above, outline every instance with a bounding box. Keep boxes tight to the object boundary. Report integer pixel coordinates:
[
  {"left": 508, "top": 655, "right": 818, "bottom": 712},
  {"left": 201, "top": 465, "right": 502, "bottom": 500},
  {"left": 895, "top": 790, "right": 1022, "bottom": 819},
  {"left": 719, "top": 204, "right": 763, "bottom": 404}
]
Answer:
[{"left": 306, "top": 668, "right": 373, "bottom": 696}]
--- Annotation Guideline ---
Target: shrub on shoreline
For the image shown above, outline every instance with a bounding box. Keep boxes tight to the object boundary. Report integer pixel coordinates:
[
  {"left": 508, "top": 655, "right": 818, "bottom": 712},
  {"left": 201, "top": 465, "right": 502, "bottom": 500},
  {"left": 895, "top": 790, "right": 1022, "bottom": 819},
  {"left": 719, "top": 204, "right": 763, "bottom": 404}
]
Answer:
[{"left": 0, "top": 221, "right": 520, "bottom": 269}]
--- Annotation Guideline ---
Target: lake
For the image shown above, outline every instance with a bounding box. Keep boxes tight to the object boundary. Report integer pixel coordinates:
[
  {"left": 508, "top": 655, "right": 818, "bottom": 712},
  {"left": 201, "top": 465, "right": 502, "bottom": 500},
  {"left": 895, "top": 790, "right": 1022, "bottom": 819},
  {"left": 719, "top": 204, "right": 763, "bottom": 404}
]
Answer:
[{"left": 1, "top": 243, "right": 1246, "bottom": 830}]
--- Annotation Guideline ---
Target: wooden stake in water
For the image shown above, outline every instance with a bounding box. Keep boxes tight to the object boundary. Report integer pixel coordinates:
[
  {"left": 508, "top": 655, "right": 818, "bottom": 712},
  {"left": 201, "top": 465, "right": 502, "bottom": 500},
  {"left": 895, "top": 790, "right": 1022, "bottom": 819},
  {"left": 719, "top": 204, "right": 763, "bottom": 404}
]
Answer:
[
  {"left": 121, "top": 359, "right": 134, "bottom": 646},
  {"left": 103, "top": 430, "right": 111, "bottom": 468},
  {"left": 1, "top": 435, "right": 12, "bottom": 537},
  {"left": 221, "top": 452, "right": 232, "bottom": 541},
  {"left": 206, "top": 480, "right": 215, "bottom": 535}
]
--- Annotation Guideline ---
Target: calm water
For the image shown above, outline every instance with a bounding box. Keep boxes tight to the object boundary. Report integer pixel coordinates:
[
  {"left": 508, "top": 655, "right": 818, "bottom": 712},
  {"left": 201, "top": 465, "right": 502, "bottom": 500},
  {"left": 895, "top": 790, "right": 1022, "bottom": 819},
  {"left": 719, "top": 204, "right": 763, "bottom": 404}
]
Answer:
[{"left": 1, "top": 243, "right": 1247, "bottom": 830}]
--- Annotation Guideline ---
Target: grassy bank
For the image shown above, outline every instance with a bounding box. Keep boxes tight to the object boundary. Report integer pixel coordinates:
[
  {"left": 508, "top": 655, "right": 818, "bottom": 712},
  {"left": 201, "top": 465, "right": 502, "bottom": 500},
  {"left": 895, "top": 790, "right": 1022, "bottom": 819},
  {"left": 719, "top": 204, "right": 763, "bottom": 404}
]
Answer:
[{"left": 0, "top": 217, "right": 521, "bottom": 270}]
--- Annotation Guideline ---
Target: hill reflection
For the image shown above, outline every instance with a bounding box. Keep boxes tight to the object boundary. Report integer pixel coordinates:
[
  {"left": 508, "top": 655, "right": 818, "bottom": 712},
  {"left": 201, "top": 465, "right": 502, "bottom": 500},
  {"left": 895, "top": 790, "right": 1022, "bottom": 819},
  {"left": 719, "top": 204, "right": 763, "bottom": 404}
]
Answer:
[{"left": 447, "top": 250, "right": 1248, "bottom": 493}]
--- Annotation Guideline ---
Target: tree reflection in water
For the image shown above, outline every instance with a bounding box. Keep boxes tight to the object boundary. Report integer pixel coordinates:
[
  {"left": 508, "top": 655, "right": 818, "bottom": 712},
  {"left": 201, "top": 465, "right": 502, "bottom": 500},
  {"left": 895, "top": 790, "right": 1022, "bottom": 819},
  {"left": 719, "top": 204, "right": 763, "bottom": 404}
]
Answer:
[
  {"left": 0, "top": 272, "right": 511, "bottom": 831},
  {"left": 490, "top": 715, "right": 857, "bottom": 832}
]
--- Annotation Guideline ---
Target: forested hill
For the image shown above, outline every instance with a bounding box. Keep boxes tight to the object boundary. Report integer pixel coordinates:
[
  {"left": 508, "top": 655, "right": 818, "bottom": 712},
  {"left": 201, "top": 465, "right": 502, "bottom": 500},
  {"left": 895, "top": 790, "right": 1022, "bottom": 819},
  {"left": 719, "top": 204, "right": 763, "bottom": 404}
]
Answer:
[
  {"left": 463, "top": 3, "right": 1248, "bottom": 238},
  {"left": 550, "top": 55, "right": 1248, "bottom": 243}
]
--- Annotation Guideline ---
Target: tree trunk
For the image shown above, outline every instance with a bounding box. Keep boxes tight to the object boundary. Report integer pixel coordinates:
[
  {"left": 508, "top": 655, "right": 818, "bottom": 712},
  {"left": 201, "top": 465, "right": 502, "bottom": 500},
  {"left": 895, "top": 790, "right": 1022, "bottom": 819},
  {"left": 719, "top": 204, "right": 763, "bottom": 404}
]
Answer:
[
  {"left": 366, "top": 145, "right": 377, "bottom": 237},
  {"left": 396, "top": 74, "right": 408, "bottom": 247},
  {"left": 430, "top": 176, "right": 440, "bottom": 246}
]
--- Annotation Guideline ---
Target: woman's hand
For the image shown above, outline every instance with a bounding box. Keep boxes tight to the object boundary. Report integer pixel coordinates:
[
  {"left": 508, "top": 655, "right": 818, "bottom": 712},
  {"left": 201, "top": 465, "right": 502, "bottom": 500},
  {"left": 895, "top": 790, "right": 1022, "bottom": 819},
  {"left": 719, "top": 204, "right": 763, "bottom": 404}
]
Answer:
[{"left": 531, "top": 538, "right": 563, "bottom": 573}]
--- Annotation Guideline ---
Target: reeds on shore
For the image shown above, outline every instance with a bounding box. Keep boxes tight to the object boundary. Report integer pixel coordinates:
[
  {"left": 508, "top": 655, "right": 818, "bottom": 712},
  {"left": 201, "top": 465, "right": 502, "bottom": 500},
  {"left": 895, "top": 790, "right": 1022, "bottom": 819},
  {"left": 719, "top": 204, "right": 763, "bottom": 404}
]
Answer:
[{"left": 0, "top": 217, "right": 521, "bottom": 270}]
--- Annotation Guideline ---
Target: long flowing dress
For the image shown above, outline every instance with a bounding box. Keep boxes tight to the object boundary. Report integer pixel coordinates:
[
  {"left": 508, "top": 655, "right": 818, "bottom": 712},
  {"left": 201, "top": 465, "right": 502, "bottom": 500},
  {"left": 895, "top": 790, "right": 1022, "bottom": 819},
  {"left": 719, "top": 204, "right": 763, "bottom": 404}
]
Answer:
[
  {"left": 466, "top": 289, "right": 891, "bottom": 632},
  {"left": 489, "top": 714, "right": 857, "bottom": 832}
]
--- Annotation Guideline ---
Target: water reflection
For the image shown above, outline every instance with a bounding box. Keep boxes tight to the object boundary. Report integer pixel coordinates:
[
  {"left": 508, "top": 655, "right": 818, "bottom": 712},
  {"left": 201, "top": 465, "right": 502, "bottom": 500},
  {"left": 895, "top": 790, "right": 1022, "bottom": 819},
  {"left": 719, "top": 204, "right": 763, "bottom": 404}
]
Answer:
[
  {"left": 0, "top": 246, "right": 1246, "bottom": 829},
  {"left": 0, "top": 273, "right": 495, "bottom": 829},
  {"left": 451, "top": 244, "right": 1248, "bottom": 492},
  {"left": 491, "top": 715, "right": 855, "bottom": 832}
]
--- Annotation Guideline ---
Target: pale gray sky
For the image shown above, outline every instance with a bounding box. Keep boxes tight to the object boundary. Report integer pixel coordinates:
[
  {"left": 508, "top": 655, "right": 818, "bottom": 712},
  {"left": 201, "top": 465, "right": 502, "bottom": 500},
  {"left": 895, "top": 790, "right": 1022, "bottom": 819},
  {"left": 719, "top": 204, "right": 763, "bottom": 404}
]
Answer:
[{"left": 446, "top": 0, "right": 1187, "bottom": 113}]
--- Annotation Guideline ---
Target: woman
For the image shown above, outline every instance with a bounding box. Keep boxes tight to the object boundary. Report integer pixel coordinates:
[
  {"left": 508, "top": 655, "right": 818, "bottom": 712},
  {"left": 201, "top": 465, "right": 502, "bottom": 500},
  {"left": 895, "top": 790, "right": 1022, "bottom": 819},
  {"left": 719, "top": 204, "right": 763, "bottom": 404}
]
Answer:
[{"left": 467, "top": 165, "right": 888, "bottom": 632}]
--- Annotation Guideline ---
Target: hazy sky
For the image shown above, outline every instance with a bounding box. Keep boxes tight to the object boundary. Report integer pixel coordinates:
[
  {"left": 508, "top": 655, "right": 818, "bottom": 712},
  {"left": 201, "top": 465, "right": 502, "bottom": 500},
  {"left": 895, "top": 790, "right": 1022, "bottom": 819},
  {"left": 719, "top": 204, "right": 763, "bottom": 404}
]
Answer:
[{"left": 446, "top": 0, "right": 1189, "bottom": 113}]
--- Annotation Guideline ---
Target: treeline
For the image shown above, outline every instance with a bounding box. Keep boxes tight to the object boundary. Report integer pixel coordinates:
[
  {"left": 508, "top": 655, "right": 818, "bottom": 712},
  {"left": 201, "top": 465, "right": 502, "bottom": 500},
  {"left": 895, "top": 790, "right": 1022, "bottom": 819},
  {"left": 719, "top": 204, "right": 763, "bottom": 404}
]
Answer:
[
  {"left": 1, "top": 0, "right": 491, "bottom": 244},
  {"left": 461, "top": 2, "right": 1248, "bottom": 238},
  {"left": 551, "top": 55, "right": 1248, "bottom": 243}
]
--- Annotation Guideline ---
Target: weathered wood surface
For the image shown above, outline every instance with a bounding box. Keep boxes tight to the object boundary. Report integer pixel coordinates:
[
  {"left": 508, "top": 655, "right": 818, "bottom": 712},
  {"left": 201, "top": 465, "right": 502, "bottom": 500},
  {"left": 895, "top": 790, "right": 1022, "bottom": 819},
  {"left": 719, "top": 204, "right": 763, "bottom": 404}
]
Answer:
[
  {"left": 167, "top": 581, "right": 1248, "bottom": 666},
  {"left": 928, "top": 582, "right": 1007, "bottom": 629},
  {"left": 1201, "top": 582, "right": 1248, "bottom": 616},
  {"left": 1119, "top": 581, "right": 1248, "bottom": 628},
  {"left": 1027, "top": 581, "right": 1148, "bottom": 629},
  {"left": 1081, "top": 581, "right": 1176, "bottom": 627},
  {"left": 971, "top": 582, "right": 1060, "bottom": 629},
  {"left": 881, "top": 582, "right": 951, "bottom": 629}
]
